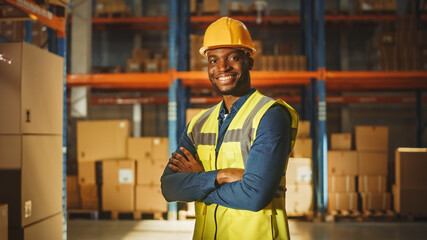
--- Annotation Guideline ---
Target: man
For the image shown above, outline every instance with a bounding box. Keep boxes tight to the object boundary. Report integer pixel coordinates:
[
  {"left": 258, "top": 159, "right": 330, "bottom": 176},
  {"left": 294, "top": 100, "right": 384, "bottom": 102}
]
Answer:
[{"left": 161, "top": 17, "right": 299, "bottom": 240}]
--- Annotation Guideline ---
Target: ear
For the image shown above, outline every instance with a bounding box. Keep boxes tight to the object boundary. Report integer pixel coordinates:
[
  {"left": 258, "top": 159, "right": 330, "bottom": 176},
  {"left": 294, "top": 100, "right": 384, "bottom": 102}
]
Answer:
[{"left": 247, "top": 56, "right": 254, "bottom": 70}]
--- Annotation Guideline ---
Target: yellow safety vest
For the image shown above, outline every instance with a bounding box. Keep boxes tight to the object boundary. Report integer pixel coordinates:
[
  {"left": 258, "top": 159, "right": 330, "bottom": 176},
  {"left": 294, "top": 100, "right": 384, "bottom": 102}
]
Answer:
[{"left": 187, "top": 90, "right": 299, "bottom": 240}]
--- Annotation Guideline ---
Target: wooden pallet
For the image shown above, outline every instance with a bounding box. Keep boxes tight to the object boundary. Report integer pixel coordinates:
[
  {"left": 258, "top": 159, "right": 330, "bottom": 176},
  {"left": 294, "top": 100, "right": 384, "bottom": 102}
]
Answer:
[
  {"left": 67, "top": 209, "right": 99, "bottom": 220},
  {"left": 326, "top": 210, "right": 399, "bottom": 222},
  {"left": 108, "top": 211, "right": 165, "bottom": 220}
]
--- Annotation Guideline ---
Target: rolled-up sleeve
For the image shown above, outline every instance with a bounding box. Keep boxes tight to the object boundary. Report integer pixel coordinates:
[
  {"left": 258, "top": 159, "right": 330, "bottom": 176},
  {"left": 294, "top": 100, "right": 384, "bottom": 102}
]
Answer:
[{"left": 203, "top": 105, "right": 292, "bottom": 211}]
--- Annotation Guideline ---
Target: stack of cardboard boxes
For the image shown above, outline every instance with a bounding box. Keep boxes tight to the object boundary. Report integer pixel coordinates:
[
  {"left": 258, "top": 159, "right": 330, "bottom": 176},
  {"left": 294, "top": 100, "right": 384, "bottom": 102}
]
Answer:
[
  {"left": 75, "top": 120, "right": 168, "bottom": 215},
  {"left": 368, "top": 17, "right": 427, "bottom": 71},
  {"left": 328, "top": 133, "right": 358, "bottom": 213},
  {"left": 355, "top": 0, "right": 396, "bottom": 12},
  {"left": 191, "top": 0, "right": 220, "bottom": 15},
  {"left": 327, "top": 126, "right": 391, "bottom": 213},
  {"left": 126, "top": 49, "right": 168, "bottom": 73},
  {"left": 94, "top": 0, "right": 131, "bottom": 17},
  {"left": 128, "top": 138, "right": 169, "bottom": 214},
  {"left": 0, "top": 204, "right": 7, "bottom": 240},
  {"left": 190, "top": 35, "right": 208, "bottom": 71},
  {"left": 0, "top": 42, "right": 64, "bottom": 239},
  {"left": 355, "top": 126, "right": 390, "bottom": 212},
  {"left": 287, "top": 121, "right": 313, "bottom": 216},
  {"left": 393, "top": 148, "right": 427, "bottom": 216}
]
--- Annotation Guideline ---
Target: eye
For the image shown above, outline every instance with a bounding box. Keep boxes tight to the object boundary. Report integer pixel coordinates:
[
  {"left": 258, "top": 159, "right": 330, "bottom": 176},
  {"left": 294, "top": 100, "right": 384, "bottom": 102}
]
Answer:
[
  {"left": 229, "top": 56, "right": 240, "bottom": 61},
  {"left": 209, "top": 59, "right": 217, "bottom": 64}
]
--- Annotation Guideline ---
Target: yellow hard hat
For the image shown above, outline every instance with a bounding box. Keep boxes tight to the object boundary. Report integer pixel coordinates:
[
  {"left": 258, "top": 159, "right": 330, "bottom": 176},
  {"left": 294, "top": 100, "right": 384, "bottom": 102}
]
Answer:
[{"left": 199, "top": 17, "right": 256, "bottom": 58}]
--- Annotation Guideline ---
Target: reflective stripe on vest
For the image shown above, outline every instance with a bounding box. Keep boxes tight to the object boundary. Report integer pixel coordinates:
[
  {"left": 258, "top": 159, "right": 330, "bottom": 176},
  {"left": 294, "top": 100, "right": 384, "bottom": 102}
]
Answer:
[{"left": 187, "top": 90, "right": 299, "bottom": 240}]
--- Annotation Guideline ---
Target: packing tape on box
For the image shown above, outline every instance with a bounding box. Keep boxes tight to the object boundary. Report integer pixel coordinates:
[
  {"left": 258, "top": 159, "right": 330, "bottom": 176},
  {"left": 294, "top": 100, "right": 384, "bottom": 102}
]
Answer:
[
  {"left": 364, "top": 175, "right": 368, "bottom": 192},
  {"left": 378, "top": 176, "right": 383, "bottom": 192},
  {"left": 336, "top": 194, "right": 340, "bottom": 209},
  {"left": 346, "top": 176, "right": 350, "bottom": 192},
  {"left": 332, "top": 176, "right": 336, "bottom": 192},
  {"left": 382, "top": 194, "right": 386, "bottom": 209}
]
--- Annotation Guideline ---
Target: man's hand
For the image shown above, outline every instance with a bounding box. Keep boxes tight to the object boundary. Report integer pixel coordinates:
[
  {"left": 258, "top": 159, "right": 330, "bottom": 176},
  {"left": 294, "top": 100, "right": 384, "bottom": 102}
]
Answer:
[
  {"left": 216, "top": 168, "right": 244, "bottom": 185},
  {"left": 168, "top": 147, "right": 204, "bottom": 173}
]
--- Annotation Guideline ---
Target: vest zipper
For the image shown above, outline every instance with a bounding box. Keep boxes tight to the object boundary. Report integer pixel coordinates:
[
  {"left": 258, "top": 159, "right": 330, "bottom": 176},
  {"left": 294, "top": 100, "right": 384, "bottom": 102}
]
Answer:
[
  {"left": 214, "top": 204, "right": 219, "bottom": 240},
  {"left": 214, "top": 151, "right": 218, "bottom": 240}
]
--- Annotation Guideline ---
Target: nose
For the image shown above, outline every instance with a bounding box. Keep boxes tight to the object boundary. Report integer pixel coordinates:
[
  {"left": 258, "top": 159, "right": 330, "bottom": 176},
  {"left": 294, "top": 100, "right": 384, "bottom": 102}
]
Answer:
[{"left": 217, "top": 59, "right": 231, "bottom": 72}]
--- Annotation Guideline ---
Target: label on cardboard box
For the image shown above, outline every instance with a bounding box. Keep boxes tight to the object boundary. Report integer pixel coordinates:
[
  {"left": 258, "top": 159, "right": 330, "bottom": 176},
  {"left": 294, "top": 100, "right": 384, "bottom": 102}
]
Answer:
[
  {"left": 118, "top": 169, "right": 133, "bottom": 184},
  {"left": 296, "top": 166, "right": 312, "bottom": 182}
]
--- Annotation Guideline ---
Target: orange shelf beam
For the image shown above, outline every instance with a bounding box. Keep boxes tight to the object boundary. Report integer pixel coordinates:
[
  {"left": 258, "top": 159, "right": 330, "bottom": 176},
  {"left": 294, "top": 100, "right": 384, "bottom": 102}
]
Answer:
[
  {"left": 67, "top": 71, "right": 427, "bottom": 90},
  {"left": 91, "top": 14, "right": 427, "bottom": 25},
  {"left": 4, "top": 0, "right": 66, "bottom": 36}
]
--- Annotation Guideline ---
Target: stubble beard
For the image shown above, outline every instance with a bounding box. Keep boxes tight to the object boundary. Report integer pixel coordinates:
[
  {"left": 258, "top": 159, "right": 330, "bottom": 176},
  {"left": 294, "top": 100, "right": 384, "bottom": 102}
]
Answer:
[{"left": 211, "top": 71, "right": 251, "bottom": 96}]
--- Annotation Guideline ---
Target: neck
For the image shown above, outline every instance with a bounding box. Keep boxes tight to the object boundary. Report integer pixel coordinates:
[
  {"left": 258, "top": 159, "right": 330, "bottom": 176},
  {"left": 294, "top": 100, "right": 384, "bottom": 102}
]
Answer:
[{"left": 222, "top": 87, "right": 252, "bottom": 112}]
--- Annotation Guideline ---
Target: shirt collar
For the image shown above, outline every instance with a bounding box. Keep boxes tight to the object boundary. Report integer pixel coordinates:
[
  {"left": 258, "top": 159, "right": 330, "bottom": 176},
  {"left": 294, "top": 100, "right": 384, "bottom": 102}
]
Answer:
[{"left": 219, "top": 88, "right": 256, "bottom": 116}]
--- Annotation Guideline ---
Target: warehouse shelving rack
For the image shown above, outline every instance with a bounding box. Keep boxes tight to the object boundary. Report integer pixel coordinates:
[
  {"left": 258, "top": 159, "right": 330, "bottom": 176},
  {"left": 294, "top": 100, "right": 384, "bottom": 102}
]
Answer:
[
  {"left": 0, "top": 0, "right": 68, "bottom": 238},
  {"left": 66, "top": 1, "right": 427, "bottom": 220}
]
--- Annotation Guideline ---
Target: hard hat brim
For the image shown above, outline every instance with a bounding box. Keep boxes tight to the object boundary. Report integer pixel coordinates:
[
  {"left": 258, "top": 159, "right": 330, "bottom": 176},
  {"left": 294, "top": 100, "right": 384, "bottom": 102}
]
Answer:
[{"left": 199, "top": 44, "right": 256, "bottom": 58}]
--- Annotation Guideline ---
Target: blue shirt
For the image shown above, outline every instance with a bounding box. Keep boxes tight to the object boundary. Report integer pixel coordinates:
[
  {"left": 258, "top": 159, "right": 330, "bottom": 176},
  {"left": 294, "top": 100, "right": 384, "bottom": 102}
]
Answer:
[{"left": 161, "top": 89, "right": 292, "bottom": 211}]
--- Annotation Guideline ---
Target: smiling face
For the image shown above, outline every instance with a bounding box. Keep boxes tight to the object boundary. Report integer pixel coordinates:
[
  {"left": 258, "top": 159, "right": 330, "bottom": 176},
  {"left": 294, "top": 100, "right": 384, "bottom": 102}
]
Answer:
[{"left": 207, "top": 48, "right": 254, "bottom": 96}]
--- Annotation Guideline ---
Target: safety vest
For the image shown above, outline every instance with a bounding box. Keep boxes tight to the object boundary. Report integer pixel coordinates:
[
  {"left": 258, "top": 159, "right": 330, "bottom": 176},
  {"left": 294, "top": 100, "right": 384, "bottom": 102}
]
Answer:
[{"left": 187, "top": 90, "right": 299, "bottom": 240}]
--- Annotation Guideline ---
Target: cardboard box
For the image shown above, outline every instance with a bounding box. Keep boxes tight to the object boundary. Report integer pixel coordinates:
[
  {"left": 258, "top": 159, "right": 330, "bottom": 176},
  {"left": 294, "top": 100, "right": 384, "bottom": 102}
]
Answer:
[
  {"left": 296, "top": 121, "right": 310, "bottom": 138},
  {"left": 67, "top": 176, "right": 81, "bottom": 209},
  {"left": 328, "top": 175, "right": 356, "bottom": 193},
  {"left": 395, "top": 148, "right": 427, "bottom": 188},
  {"left": 328, "top": 193, "right": 358, "bottom": 213},
  {"left": 328, "top": 151, "right": 358, "bottom": 175},
  {"left": 0, "top": 135, "right": 62, "bottom": 228},
  {"left": 102, "top": 185, "right": 135, "bottom": 211},
  {"left": 360, "top": 192, "right": 391, "bottom": 211},
  {"left": 0, "top": 204, "right": 7, "bottom": 240},
  {"left": 80, "top": 184, "right": 98, "bottom": 210},
  {"left": 78, "top": 161, "right": 96, "bottom": 185},
  {"left": 143, "top": 59, "right": 159, "bottom": 73},
  {"left": 285, "top": 184, "right": 313, "bottom": 216},
  {"left": 77, "top": 120, "right": 130, "bottom": 162},
  {"left": 127, "top": 138, "right": 154, "bottom": 160},
  {"left": 393, "top": 185, "right": 427, "bottom": 215},
  {"left": 8, "top": 212, "right": 62, "bottom": 240},
  {"left": 355, "top": 126, "right": 388, "bottom": 151},
  {"left": 152, "top": 138, "right": 169, "bottom": 160},
  {"left": 102, "top": 159, "right": 135, "bottom": 186},
  {"left": 136, "top": 159, "right": 165, "bottom": 185},
  {"left": 126, "top": 59, "right": 142, "bottom": 73},
  {"left": 286, "top": 158, "right": 312, "bottom": 185},
  {"left": 132, "top": 49, "right": 151, "bottom": 60},
  {"left": 135, "top": 185, "right": 168, "bottom": 212},
  {"left": 186, "top": 108, "right": 204, "bottom": 125},
  {"left": 203, "top": 0, "right": 220, "bottom": 13},
  {"left": 330, "top": 133, "right": 352, "bottom": 150},
  {"left": 358, "top": 151, "right": 388, "bottom": 175},
  {"left": 292, "top": 138, "right": 312, "bottom": 158},
  {"left": 358, "top": 175, "right": 387, "bottom": 192},
  {"left": 0, "top": 42, "right": 63, "bottom": 135}
]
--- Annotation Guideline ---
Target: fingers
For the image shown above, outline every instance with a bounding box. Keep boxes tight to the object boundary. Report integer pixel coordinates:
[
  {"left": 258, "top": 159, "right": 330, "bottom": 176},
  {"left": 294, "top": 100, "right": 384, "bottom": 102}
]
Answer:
[{"left": 180, "top": 147, "right": 195, "bottom": 162}]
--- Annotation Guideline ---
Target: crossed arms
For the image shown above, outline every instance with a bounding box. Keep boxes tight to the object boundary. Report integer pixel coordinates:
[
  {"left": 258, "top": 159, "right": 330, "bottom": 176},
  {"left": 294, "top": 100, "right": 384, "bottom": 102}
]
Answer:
[{"left": 160, "top": 105, "right": 292, "bottom": 211}]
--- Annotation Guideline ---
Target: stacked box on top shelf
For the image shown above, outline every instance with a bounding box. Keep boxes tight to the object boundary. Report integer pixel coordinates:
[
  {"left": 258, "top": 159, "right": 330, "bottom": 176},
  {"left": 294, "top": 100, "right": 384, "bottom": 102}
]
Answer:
[
  {"left": 127, "top": 138, "right": 168, "bottom": 214},
  {"left": 355, "top": 126, "right": 390, "bottom": 212},
  {"left": 393, "top": 148, "right": 427, "bottom": 216},
  {"left": 0, "top": 204, "right": 6, "bottom": 240},
  {"left": 126, "top": 49, "right": 168, "bottom": 73},
  {"left": 368, "top": 17, "right": 427, "bottom": 71},
  {"left": 94, "top": 0, "right": 131, "bottom": 18},
  {"left": 190, "top": 35, "right": 208, "bottom": 71},
  {"left": 77, "top": 120, "right": 131, "bottom": 210}
]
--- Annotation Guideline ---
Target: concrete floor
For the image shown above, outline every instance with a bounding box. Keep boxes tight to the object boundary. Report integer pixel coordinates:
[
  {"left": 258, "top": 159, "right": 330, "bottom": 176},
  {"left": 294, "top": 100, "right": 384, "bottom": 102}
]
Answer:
[{"left": 68, "top": 219, "right": 427, "bottom": 240}]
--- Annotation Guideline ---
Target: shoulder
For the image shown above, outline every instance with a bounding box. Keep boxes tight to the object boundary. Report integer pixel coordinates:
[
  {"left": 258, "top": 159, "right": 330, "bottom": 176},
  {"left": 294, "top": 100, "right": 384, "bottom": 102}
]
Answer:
[{"left": 262, "top": 103, "right": 292, "bottom": 124}]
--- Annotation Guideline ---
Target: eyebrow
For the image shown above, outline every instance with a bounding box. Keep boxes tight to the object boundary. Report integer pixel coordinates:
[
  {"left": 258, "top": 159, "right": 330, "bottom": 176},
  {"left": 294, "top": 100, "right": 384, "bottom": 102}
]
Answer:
[{"left": 207, "top": 50, "right": 243, "bottom": 59}]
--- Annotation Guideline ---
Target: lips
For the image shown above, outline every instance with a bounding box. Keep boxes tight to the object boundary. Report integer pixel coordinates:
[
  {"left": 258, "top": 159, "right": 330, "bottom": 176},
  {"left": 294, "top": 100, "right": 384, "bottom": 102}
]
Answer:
[{"left": 216, "top": 74, "right": 237, "bottom": 82}]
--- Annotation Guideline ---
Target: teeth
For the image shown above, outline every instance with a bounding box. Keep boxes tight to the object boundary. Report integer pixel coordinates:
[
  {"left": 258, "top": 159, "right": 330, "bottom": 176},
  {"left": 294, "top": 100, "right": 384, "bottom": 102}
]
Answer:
[{"left": 218, "top": 76, "right": 233, "bottom": 81}]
